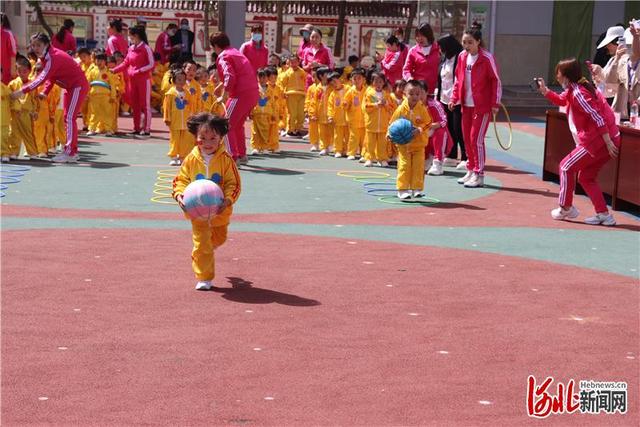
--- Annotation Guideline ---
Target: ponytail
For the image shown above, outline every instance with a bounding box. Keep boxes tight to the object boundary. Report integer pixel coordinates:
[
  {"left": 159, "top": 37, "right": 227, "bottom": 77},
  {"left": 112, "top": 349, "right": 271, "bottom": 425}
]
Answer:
[
  {"left": 56, "top": 19, "right": 74, "bottom": 44},
  {"left": 556, "top": 58, "right": 597, "bottom": 98},
  {"left": 464, "top": 22, "right": 484, "bottom": 48}
]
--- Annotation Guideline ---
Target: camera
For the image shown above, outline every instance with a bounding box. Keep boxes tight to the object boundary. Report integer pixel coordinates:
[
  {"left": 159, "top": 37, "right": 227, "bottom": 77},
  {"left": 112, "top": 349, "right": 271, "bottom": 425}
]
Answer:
[{"left": 529, "top": 77, "right": 541, "bottom": 91}]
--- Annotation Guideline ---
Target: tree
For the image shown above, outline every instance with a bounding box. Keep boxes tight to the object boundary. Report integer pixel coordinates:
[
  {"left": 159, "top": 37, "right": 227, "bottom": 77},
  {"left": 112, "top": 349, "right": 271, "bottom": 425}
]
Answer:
[
  {"left": 275, "top": 0, "right": 283, "bottom": 52},
  {"left": 404, "top": 1, "right": 417, "bottom": 45},
  {"left": 27, "top": 1, "right": 92, "bottom": 37},
  {"left": 333, "top": 0, "right": 347, "bottom": 57}
]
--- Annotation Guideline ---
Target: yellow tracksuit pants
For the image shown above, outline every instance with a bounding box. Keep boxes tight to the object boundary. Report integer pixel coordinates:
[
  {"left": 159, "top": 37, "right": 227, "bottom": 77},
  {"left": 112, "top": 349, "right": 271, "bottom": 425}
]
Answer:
[
  {"left": 111, "top": 95, "right": 121, "bottom": 133},
  {"left": 308, "top": 120, "right": 319, "bottom": 147},
  {"left": 365, "top": 131, "right": 387, "bottom": 162},
  {"left": 54, "top": 110, "right": 65, "bottom": 147},
  {"left": 287, "top": 95, "right": 305, "bottom": 132},
  {"left": 250, "top": 115, "right": 270, "bottom": 151},
  {"left": 168, "top": 129, "right": 195, "bottom": 159},
  {"left": 334, "top": 125, "right": 348, "bottom": 155},
  {"left": 348, "top": 126, "right": 366, "bottom": 157},
  {"left": 318, "top": 123, "right": 334, "bottom": 151},
  {"left": 191, "top": 222, "right": 228, "bottom": 281},
  {"left": 268, "top": 121, "right": 280, "bottom": 151},
  {"left": 33, "top": 109, "right": 51, "bottom": 155},
  {"left": 1, "top": 126, "right": 10, "bottom": 157},
  {"left": 9, "top": 112, "right": 37, "bottom": 156},
  {"left": 396, "top": 146, "right": 426, "bottom": 191},
  {"left": 88, "top": 94, "right": 115, "bottom": 133}
]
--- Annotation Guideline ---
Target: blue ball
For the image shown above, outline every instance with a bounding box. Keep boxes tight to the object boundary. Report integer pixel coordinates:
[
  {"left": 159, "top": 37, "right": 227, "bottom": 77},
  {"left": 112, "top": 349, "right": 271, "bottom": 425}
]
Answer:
[{"left": 387, "top": 118, "right": 415, "bottom": 145}]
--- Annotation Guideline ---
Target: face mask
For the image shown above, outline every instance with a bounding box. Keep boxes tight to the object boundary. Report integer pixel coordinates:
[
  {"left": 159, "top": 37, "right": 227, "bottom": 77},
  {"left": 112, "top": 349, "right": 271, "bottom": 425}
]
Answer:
[
  {"left": 252, "top": 33, "right": 262, "bottom": 42},
  {"left": 168, "top": 30, "right": 176, "bottom": 37},
  {"left": 181, "top": 24, "right": 189, "bottom": 30},
  {"left": 302, "top": 31, "right": 310, "bottom": 40}
]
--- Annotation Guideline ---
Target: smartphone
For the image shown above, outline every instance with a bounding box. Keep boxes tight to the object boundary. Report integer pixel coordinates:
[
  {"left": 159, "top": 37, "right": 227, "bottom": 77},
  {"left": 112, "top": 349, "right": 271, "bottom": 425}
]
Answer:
[
  {"left": 529, "top": 78, "right": 540, "bottom": 91},
  {"left": 632, "top": 19, "right": 640, "bottom": 31},
  {"left": 618, "top": 35, "right": 626, "bottom": 45}
]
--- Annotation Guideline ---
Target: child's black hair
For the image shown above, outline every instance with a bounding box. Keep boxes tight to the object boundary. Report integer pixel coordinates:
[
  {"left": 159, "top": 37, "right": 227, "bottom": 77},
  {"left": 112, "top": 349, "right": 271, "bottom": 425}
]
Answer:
[
  {"left": 106, "top": 55, "right": 116, "bottom": 64},
  {"left": 316, "top": 66, "right": 330, "bottom": 78},
  {"left": 327, "top": 71, "right": 341, "bottom": 82},
  {"left": 113, "top": 51, "right": 124, "bottom": 60},
  {"left": 257, "top": 67, "right": 268, "bottom": 78},
  {"left": 182, "top": 60, "right": 197, "bottom": 69},
  {"left": 206, "top": 64, "right": 216, "bottom": 73},
  {"left": 394, "top": 79, "right": 407, "bottom": 91},
  {"left": 348, "top": 55, "right": 359, "bottom": 64},
  {"left": 405, "top": 79, "right": 426, "bottom": 92},
  {"left": 95, "top": 53, "right": 107, "bottom": 62},
  {"left": 153, "top": 52, "right": 161, "bottom": 61},
  {"left": 367, "top": 70, "right": 386, "bottom": 86},
  {"left": 16, "top": 55, "right": 32, "bottom": 69},
  {"left": 265, "top": 66, "right": 278, "bottom": 77},
  {"left": 187, "top": 112, "right": 229, "bottom": 137},
  {"left": 169, "top": 62, "right": 183, "bottom": 71},
  {"left": 77, "top": 47, "right": 91, "bottom": 56},
  {"left": 349, "top": 67, "right": 365, "bottom": 78},
  {"left": 170, "top": 69, "right": 186, "bottom": 84}
]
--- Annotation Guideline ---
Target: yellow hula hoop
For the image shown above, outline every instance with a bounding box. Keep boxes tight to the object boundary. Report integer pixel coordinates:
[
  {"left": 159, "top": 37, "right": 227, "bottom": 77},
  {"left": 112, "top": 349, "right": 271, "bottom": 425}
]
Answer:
[
  {"left": 157, "top": 169, "right": 179, "bottom": 176},
  {"left": 492, "top": 103, "right": 513, "bottom": 151},
  {"left": 337, "top": 170, "right": 391, "bottom": 179},
  {"left": 149, "top": 195, "right": 177, "bottom": 204}
]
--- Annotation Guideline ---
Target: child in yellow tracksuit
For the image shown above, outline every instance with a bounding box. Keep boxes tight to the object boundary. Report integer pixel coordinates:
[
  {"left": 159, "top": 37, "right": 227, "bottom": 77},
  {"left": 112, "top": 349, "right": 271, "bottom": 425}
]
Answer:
[
  {"left": 8, "top": 57, "right": 39, "bottom": 158},
  {"left": 0, "top": 75, "right": 11, "bottom": 162},
  {"left": 47, "top": 84, "right": 64, "bottom": 153},
  {"left": 250, "top": 69, "right": 276, "bottom": 154},
  {"left": 362, "top": 71, "right": 395, "bottom": 167},
  {"left": 150, "top": 52, "right": 165, "bottom": 111},
  {"left": 184, "top": 62, "right": 203, "bottom": 113},
  {"left": 266, "top": 67, "right": 284, "bottom": 152},
  {"left": 77, "top": 48, "right": 94, "bottom": 130},
  {"left": 305, "top": 71, "right": 321, "bottom": 150},
  {"left": 163, "top": 69, "right": 197, "bottom": 165},
  {"left": 281, "top": 55, "right": 306, "bottom": 136},
  {"left": 107, "top": 56, "right": 123, "bottom": 134},
  {"left": 29, "top": 62, "right": 55, "bottom": 156},
  {"left": 309, "top": 67, "right": 333, "bottom": 155},
  {"left": 172, "top": 112, "right": 241, "bottom": 291},
  {"left": 86, "top": 53, "right": 118, "bottom": 136},
  {"left": 388, "top": 80, "right": 432, "bottom": 199},
  {"left": 196, "top": 67, "right": 215, "bottom": 113},
  {"left": 344, "top": 68, "right": 367, "bottom": 161},
  {"left": 327, "top": 72, "right": 348, "bottom": 158}
]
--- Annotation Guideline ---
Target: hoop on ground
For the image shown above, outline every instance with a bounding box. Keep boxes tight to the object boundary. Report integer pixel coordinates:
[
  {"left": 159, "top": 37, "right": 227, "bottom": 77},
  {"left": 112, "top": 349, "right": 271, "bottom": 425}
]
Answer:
[
  {"left": 337, "top": 170, "right": 390, "bottom": 179},
  {"left": 377, "top": 196, "right": 440, "bottom": 206},
  {"left": 492, "top": 103, "right": 512, "bottom": 150},
  {"left": 353, "top": 176, "right": 395, "bottom": 183}
]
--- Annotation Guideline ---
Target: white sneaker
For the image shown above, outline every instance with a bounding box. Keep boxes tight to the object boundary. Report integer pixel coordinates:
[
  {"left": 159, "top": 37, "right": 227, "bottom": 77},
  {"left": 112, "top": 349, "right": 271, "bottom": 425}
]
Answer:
[
  {"left": 319, "top": 149, "right": 327, "bottom": 155},
  {"left": 427, "top": 159, "right": 443, "bottom": 176},
  {"left": 464, "top": 174, "right": 484, "bottom": 188},
  {"left": 334, "top": 153, "right": 342, "bottom": 158},
  {"left": 169, "top": 158, "right": 179, "bottom": 166},
  {"left": 364, "top": 160, "right": 373, "bottom": 167},
  {"left": 347, "top": 155, "right": 356, "bottom": 160},
  {"left": 456, "top": 160, "right": 468, "bottom": 170},
  {"left": 85, "top": 131, "right": 97, "bottom": 136},
  {"left": 584, "top": 212, "right": 616, "bottom": 226},
  {"left": 309, "top": 145, "right": 318, "bottom": 152},
  {"left": 443, "top": 158, "right": 458, "bottom": 167},
  {"left": 378, "top": 160, "right": 389, "bottom": 167},
  {"left": 52, "top": 153, "right": 78, "bottom": 163},
  {"left": 397, "top": 190, "right": 412, "bottom": 200},
  {"left": 195, "top": 280, "right": 213, "bottom": 290},
  {"left": 250, "top": 149, "right": 259, "bottom": 155},
  {"left": 302, "top": 134, "right": 310, "bottom": 140},
  {"left": 550, "top": 206, "right": 580, "bottom": 221},
  {"left": 457, "top": 171, "right": 473, "bottom": 184},
  {"left": 424, "top": 155, "right": 433, "bottom": 171},
  {"left": 121, "top": 111, "right": 131, "bottom": 117},
  {"left": 358, "top": 157, "right": 366, "bottom": 163},
  {"left": 0, "top": 156, "right": 9, "bottom": 162},
  {"left": 280, "top": 130, "right": 288, "bottom": 137},
  {"left": 9, "top": 155, "right": 18, "bottom": 160},
  {"left": 412, "top": 190, "right": 424, "bottom": 198}
]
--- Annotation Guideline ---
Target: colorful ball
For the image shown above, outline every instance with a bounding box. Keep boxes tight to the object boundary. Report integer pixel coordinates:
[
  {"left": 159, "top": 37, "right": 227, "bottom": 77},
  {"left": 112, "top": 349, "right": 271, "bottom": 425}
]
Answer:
[
  {"left": 387, "top": 118, "right": 415, "bottom": 145},
  {"left": 182, "top": 179, "right": 224, "bottom": 221}
]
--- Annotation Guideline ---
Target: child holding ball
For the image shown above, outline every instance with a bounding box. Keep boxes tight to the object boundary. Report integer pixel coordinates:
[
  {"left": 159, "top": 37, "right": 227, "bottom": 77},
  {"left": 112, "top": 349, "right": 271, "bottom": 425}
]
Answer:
[{"left": 172, "top": 113, "right": 242, "bottom": 290}]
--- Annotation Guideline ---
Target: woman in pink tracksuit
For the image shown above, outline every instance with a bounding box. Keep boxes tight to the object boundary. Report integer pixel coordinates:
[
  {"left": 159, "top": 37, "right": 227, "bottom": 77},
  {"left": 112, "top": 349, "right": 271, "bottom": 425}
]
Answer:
[
  {"left": 449, "top": 24, "right": 502, "bottom": 188},
  {"left": 210, "top": 32, "right": 259, "bottom": 164},
  {"left": 538, "top": 58, "right": 620, "bottom": 226},
  {"left": 239, "top": 24, "right": 269, "bottom": 73},
  {"left": 377, "top": 35, "right": 407, "bottom": 86},
  {"left": 13, "top": 33, "right": 88, "bottom": 163},
  {"left": 402, "top": 23, "right": 441, "bottom": 96},
  {"left": 106, "top": 18, "right": 128, "bottom": 57},
  {"left": 111, "top": 26, "right": 155, "bottom": 136}
]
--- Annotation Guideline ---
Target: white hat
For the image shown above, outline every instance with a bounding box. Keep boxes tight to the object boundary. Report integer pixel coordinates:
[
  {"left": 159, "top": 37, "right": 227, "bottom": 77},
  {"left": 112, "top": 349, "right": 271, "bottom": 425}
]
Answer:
[{"left": 597, "top": 26, "right": 625, "bottom": 49}]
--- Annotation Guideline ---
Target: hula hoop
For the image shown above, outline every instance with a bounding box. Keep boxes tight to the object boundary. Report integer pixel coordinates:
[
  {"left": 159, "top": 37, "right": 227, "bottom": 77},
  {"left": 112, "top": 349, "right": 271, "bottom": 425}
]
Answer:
[
  {"left": 377, "top": 196, "right": 440, "bottom": 205},
  {"left": 154, "top": 182, "right": 173, "bottom": 189},
  {"left": 149, "top": 196, "right": 177, "bottom": 204},
  {"left": 492, "top": 102, "right": 513, "bottom": 151},
  {"left": 157, "top": 169, "right": 179, "bottom": 176},
  {"left": 0, "top": 176, "right": 21, "bottom": 184},
  {"left": 362, "top": 182, "right": 396, "bottom": 187},
  {"left": 1, "top": 165, "right": 31, "bottom": 172},
  {"left": 337, "top": 170, "right": 390, "bottom": 179},
  {"left": 353, "top": 176, "right": 395, "bottom": 183},
  {"left": 366, "top": 189, "right": 399, "bottom": 197}
]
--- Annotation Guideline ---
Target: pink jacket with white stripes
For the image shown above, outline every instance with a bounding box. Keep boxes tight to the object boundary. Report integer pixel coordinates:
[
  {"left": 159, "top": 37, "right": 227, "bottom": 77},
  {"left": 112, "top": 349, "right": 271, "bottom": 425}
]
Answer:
[
  {"left": 239, "top": 40, "right": 269, "bottom": 73},
  {"left": 545, "top": 83, "right": 619, "bottom": 155},
  {"left": 380, "top": 46, "right": 408, "bottom": 85},
  {"left": 216, "top": 47, "right": 259, "bottom": 98},
  {"left": 112, "top": 42, "right": 155, "bottom": 81},
  {"left": 21, "top": 46, "right": 88, "bottom": 95},
  {"left": 451, "top": 48, "right": 502, "bottom": 114},
  {"left": 402, "top": 42, "right": 441, "bottom": 95}
]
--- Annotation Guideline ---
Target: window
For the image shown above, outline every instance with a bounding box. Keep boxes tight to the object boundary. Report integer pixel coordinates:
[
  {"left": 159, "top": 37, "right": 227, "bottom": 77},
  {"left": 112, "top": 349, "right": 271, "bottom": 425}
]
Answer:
[{"left": 28, "top": 13, "right": 92, "bottom": 40}]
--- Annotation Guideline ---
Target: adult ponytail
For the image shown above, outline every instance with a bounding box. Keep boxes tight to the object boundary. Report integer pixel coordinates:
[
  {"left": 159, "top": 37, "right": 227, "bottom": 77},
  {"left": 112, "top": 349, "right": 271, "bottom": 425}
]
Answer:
[
  {"left": 555, "top": 58, "right": 597, "bottom": 98},
  {"left": 464, "top": 22, "right": 484, "bottom": 48},
  {"left": 56, "top": 19, "right": 74, "bottom": 44}
]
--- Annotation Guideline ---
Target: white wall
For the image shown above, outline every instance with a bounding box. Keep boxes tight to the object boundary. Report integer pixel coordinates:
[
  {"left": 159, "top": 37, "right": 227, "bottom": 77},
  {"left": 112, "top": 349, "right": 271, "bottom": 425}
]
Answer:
[
  {"left": 592, "top": 1, "right": 625, "bottom": 36},
  {"left": 496, "top": 1, "right": 553, "bottom": 35}
]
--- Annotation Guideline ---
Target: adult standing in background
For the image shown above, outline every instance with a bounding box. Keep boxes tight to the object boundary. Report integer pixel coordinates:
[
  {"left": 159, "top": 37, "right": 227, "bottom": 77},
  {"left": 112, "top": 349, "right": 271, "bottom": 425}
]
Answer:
[
  {"left": 13, "top": 33, "right": 89, "bottom": 163},
  {"left": 302, "top": 29, "right": 334, "bottom": 72},
  {"left": 0, "top": 13, "right": 17, "bottom": 84},
  {"left": 298, "top": 24, "right": 314, "bottom": 58},
  {"left": 106, "top": 18, "right": 128, "bottom": 57},
  {"left": 111, "top": 26, "right": 155, "bottom": 137},
  {"left": 402, "top": 23, "right": 441, "bottom": 96},
  {"left": 376, "top": 35, "right": 407, "bottom": 86},
  {"left": 437, "top": 34, "right": 466, "bottom": 168},
  {"left": 210, "top": 32, "right": 259, "bottom": 164},
  {"left": 171, "top": 19, "right": 195, "bottom": 62},
  {"left": 240, "top": 24, "right": 269, "bottom": 73},
  {"left": 155, "top": 23, "right": 178, "bottom": 65},
  {"left": 51, "top": 19, "right": 77, "bottom": 53}
]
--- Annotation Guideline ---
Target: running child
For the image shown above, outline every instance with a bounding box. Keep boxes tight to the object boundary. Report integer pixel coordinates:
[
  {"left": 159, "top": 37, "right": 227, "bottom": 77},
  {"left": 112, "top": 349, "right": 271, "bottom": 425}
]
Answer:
[{"left": 172, "top": 112, "right": 241, "bottom": 291}]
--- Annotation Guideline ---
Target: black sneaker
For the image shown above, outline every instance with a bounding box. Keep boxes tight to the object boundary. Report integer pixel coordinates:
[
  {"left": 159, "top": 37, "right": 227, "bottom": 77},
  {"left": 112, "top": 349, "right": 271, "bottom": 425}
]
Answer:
[{"left": 138, "top": 131, "right": 150, "bottom": 137}]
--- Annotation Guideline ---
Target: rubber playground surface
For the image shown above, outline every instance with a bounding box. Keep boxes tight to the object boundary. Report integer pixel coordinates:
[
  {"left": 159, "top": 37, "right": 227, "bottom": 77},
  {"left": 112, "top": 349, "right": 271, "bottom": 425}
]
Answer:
[{"left": 1, "top": 116, "right": 638, "bottom": 426}]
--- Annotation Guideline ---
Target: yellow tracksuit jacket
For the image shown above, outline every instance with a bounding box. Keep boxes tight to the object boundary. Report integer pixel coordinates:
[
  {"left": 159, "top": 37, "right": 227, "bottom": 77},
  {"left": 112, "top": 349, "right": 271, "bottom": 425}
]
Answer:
[
  {"left": 328, "top": 86, "right": 348, "bottom": 154},
  {"left": 389, "top": 99, "right": 432, "bottom": 190},
  {"left": 344, "top": 84, "right": 367, "bottom": 157},
  {"left": 163, "top": 86, "right": 197, "bottom": 159},
  {"left": 8, "top": 77, "right": 38, "bottom": 156},
  {"left": 281, "top": 66, "right": 306, "bottom": 132},
  {"left": 362, "top": 86, "right": 395, "bottom": 161},
  {"left": 309, "top": 84, "right": 334, "bottom": 150},
  {"left": 172, "top": 144, "right": 242, "bottom": 281},
  {"left": 251, "top": 84, "right": 277, "bottom": 151},
  {"left": 86, "top": 66, "right": 118, "bottom": 133}
]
